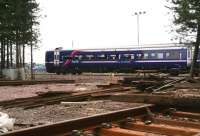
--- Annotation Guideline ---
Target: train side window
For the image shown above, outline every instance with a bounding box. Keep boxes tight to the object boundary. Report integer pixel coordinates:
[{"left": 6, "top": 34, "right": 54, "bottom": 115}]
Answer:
[
  {"left": 86, "top": 55, "right": 95, "bottom": 60},
  {"left": 61, "top": 56, "right": 64, "bottom": 61},
  {"left": 73, "top": 55, "right": 80, "bottom": 61},
  {"left": 63, "top": 55, "right": 71, "bottom": 60},
  {"left": 166, "top": 52, "right": 170, "bottom": 58},
  {"left": 118, "top": 54, "right": 121, "bottom": 60},
  {"left": 97, "top": 54, "right": 107, "bottom": 60},
  {"left": 143, "top": 53, "right": 149, "bottom": 59},
  {"left": 157, "top": 53, "right": 164, "bottom": 59},
  {"left": 121, "top": 54, "right": 131, "bottom": 61},
  {"left": 109, "top": 55, "right": 116, "bottom": 60},
  {"left": 82, "top": 55, "right": 89, "bottom": 61},
  {"left": 151, "top": 53, "right": 155, "bottom": 57},
  {"left": 130, "top": 54, "right": 135, "bottom": 60},
  {"left": 166, "top": 51, "right": 180, "bottom": 59},
  {"left": 77, "top": 55, "right": 83, "bottom": 60},
  {"left": 150, "top": 53, "right": 157, "bottom": 59},
  {"left": 137, "top": 53, "right": 143, "bottom": 59}
]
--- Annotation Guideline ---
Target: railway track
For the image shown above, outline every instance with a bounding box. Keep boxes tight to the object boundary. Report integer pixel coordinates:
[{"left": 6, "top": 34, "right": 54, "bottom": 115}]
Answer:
[
  {"left": 1, "top": 104, "right": 200, "bottom": 136},
  {"left": 0, "top": 87, "right": 131, "bottom": 109},
  {"left": 0, "top": 80, "right": 75, "bottom": 86}
]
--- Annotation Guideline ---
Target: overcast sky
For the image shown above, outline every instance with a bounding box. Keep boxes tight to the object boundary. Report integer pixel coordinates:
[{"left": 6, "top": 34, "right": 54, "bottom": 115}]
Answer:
[{"left": 31, "top": 0, "right": 174, "bottom": 63}]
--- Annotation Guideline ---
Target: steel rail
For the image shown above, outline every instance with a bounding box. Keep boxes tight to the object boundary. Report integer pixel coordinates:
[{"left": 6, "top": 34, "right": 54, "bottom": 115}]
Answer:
[
  {"left": 1, "top": 104, "right": 153, "bottom": 136},
  {"left": 0, "top": 80, "right": 75, "bottom": 86}
]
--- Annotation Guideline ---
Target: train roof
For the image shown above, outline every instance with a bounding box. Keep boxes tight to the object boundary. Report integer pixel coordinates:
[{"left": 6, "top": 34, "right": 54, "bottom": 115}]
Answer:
[{"left": 46, "top": 43, "right": 192, "bottom": 52}]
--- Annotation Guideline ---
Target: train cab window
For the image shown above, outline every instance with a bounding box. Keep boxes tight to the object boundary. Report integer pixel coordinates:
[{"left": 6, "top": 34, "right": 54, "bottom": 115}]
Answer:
[
  {"left": 109, "top": 55, "right": 117, "bottom": 60},
  {"left": 157, "top": 53, "right": 164, "bottom": 59},
  {"left": 97, "top": 54, "right": 107, "bottom": 60}
]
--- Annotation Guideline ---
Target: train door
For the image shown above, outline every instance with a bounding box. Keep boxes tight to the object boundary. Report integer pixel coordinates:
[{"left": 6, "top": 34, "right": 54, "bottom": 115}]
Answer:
[{"left": 54, "top": 48, "right": 61, "bottom": 67}]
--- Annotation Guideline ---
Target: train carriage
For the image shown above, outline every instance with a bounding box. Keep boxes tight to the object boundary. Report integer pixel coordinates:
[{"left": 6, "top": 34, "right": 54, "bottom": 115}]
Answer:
[{"left": 45, "top": 46, "right": 194, "bottom": 75}]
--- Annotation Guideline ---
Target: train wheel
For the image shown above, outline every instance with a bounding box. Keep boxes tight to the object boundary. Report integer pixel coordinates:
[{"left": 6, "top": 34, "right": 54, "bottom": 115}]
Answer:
[
  {"left": 77, "top": 71, "right": 82, "bottom": 75},
  {"left": 62, "top": 71, "right": 66, "bottom": 75},
  {"left": 72, "top": 71, "right": 76, "bottom": 75},
  {"left": 56, "top": 71, "right": 60, "bottom": 75}
]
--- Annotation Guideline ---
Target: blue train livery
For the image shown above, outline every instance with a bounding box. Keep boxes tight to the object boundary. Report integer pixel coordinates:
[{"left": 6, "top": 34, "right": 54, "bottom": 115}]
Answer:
[{"left": 45, "top": 46, "right": 196, "bottom": 75}]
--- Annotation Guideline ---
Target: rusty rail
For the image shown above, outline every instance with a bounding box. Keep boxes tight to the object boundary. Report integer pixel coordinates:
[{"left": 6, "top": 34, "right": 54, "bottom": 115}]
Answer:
[
  {"left": 1, "top": 104, "right": 153, "bottom": 136},
  {"left": 0, "top": 80, "right": 75, "bottom": 86}
]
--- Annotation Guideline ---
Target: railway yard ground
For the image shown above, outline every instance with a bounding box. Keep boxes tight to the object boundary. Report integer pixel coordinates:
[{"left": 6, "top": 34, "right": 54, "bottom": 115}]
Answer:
[{"left": 0, "top": 72, "right": 200, "bottom": 136}]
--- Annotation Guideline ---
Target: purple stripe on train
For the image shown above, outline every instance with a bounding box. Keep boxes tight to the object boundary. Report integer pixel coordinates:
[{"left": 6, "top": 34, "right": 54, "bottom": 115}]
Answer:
[{"left": 64, "top": 50, "right": 79, "bottom": 67}]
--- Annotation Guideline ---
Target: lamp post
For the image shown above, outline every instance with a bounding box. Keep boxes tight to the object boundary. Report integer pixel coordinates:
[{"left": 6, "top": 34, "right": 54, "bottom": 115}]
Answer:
[{"left": 132, "top": 11, "right": 146, "bottom": 46}]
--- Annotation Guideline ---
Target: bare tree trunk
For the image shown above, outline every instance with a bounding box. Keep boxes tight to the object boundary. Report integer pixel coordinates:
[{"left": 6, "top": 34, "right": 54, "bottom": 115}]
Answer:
[
  {"left": 10, "top": 40, "right": 13, "bottom": 68},
  {"left": 6, "top": 39, "right": 9, "bottom": 68},
  {"left": 19, "top": 45, "right": 22, "bottom": 68},
  {"left": 0, "top": 37, "right": 3, "bottom": 75},
  {"left": 16, "top": 30, "right": 19, "bottom": 68},
  {"left": 190, "top": 24, "right": 200, "bottom": 77},
  {"left": 22, "top": 44, "right": 25, "bottom": 67},
  {"left": 31, "top": 41, "right": 34, "bottom": 80},
  {"left": 30, "top": 25, "right": 34, "bottom": 80},
  {"left": 2, "top": 39, "right": 5, "bottom": 69}
]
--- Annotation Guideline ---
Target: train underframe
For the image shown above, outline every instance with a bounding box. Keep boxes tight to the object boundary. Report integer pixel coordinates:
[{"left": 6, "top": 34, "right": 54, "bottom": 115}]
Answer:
[{"left": 46, "top": 62, "right": 189, "bottom": 76}]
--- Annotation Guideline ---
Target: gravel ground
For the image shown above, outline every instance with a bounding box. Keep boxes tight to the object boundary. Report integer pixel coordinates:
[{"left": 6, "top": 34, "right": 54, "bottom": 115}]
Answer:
[
  {"left": 0, "top": 101, "right": 143, "bottom": 130},
  {"left": 34, "top": 73, "right": 121, "bottom": 83},
  {"left": 0, "top": 74, "right": 121, "bottom": 101},
  {"left": 0, "top": 83, "right": 100, "bottom": 101},
  {"left": 0, "top": 73, "right": 199, "bottom": 132}
]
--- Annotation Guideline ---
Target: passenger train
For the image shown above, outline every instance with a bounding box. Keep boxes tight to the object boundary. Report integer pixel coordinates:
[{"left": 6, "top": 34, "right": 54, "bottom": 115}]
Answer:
[{"left": 45, "top": 46, "right": 198, "bottom": 75}]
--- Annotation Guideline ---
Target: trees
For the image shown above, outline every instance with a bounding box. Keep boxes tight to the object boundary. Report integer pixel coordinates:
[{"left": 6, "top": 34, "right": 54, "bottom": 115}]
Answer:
[
  {"left": 0, "top": 0, "right": 40, "bottom": 78},
  {"left": 167, "top": 0, "right": 200, "bottom": 77}
]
